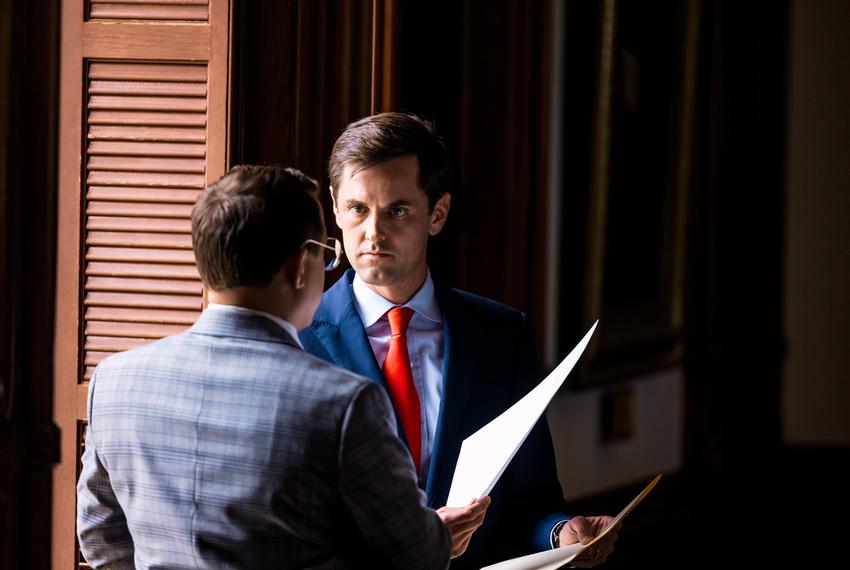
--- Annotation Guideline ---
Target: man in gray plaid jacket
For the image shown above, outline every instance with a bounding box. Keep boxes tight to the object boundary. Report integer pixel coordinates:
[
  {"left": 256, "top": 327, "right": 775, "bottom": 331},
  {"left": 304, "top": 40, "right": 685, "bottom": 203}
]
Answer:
[{"left": 77, "top": 165, "right": 488, "bottom": 569}]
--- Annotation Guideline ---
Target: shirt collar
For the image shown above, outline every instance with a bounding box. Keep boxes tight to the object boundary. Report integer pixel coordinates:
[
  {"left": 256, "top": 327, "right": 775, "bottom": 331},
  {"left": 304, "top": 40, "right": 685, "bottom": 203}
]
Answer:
[
  {"left": 205, "top": 303, "right": 304, "bottom": 349},
  {"left": 352, "top": 269, "right": 442, "bottom": 328}
]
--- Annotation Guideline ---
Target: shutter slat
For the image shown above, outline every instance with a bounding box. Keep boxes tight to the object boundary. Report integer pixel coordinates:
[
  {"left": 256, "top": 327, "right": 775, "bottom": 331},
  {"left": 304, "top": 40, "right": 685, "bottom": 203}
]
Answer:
[
  {"left": 88, "top": 140, "right": 206, "bottom": 156},
  {"left": 86, "top": 291, "right": 202, "bottom": 310},
  {"left": 89, "top": 80, "right": 206, "bottom": 97},
  {"left": 86, "top": 276, "right": 202, "bottom": 295},
  {"left": 86, "top": 321, "right": 190, "bottom": 338},
  {"left": 86, "top": 246, "right": 196, "bottom": 264},
  {"left": 89, "top": 125, "right": 206, "bottom": 142},
  {"left": 87, "top": 231, "right": 193, "bottom": 249},
  {"left": 89, "top": 4, "right": 209, "bottom": 22},
  {"left": 86, "top": 261, "right": 200, "bottom": 279},
  {"left": 84, "top": 351, "right": 113, "bottom": 367},
  {"left": 86, "top": 171, "right": 204, "bottom": 188},
  {"left": 89, "top": 62, "right": 207, "bottom": 82},
  {"left": 86, "top": 307, "right": 199, "bottom": 325},
  {"left": 88, "top": 95, "right": 207, "bottom": 112},
  {"left": 87, "top": 186, "right": 200, "bottom": 204},
  {"left": 88, "top": 110, "right": 206, "bottom": 128},
  {"left": 87, "top": 216, "right": 191, "bottom": 233},
  {"left": 88, "top": 156, "right": 205, "bottom": 174},
  {"left": 86, "top": 336, "right": 156, "bottom": 352},
  {"left": 93, "top": 0, "right": 207, "bottom": 4},
  {"left": 87, "top": 201, "right": 194, "bottom": 218}
]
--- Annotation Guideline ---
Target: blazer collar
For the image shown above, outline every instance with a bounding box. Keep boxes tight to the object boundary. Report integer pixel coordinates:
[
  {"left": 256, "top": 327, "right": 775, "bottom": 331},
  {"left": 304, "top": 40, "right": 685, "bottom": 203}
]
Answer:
[{"left": 189, "top": 308, "right": 301, "bottom": 349}]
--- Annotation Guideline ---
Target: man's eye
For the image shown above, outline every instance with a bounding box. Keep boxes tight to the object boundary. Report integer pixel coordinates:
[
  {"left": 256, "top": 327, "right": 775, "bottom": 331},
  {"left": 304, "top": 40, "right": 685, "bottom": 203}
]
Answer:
[
  {"left": 350, "top": 205, "right": 366, "bottom": 215},
  {"left": 390, "top": 207, "right": 408, "bottom": 217}
]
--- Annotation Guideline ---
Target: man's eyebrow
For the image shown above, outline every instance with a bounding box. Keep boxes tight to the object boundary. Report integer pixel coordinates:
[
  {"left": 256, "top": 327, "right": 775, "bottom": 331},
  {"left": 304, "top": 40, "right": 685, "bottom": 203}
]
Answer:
[
  {"left": 343, "top": 198, "right": 366, "bottom": 207},
  {"left": 387, "top": 199, "right": 413, "bottom": 208}
]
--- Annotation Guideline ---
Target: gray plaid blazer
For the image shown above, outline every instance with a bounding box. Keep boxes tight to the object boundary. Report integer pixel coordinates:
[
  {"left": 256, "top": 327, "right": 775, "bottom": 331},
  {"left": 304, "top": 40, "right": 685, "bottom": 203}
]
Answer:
[{"left": 77, "top": 308, "right": 449, "bottom": 570}]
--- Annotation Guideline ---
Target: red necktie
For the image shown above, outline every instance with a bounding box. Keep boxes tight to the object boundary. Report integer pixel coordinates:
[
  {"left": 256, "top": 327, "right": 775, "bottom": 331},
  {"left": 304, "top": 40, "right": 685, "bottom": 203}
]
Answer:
[{"left": 382, "top": 307, "right": 421, "bottom": 473}]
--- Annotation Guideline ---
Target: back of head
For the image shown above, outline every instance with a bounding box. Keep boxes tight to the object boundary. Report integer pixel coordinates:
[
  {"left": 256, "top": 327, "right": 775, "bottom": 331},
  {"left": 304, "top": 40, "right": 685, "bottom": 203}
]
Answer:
[
  {"left": 192, "top": 165, "right": 321, "bottom": 290},
  {"left": 328, "top": 112, "right": 452, "bottom": 210}
]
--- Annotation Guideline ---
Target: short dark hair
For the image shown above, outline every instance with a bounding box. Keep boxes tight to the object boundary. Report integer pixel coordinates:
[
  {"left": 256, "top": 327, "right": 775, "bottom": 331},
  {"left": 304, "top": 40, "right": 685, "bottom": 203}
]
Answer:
[
  {"left": 191, "top": 165, "right": 322, "bottom": 290},
  {"left": 328, "top": 112, "right": 452, "bottom": 210}
]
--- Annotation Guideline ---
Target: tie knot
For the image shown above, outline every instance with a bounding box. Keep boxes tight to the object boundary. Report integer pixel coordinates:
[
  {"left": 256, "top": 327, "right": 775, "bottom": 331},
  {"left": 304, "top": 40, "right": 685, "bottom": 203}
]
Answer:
[{"left": 387, "top": 306, "right": 414, "bottom": 336}]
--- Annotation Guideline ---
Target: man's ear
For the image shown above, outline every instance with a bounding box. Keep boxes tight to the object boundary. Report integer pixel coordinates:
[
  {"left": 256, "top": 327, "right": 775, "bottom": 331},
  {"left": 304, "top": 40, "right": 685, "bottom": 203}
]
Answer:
[
  {"left": 285, "top": 246, "right": 310, "bottom": 290},
  {"left": 330, "top": 186, "right": 343, "bottom": 229},
  {"left": 428, "top": 192, "right": 452, "bottom": 236}
]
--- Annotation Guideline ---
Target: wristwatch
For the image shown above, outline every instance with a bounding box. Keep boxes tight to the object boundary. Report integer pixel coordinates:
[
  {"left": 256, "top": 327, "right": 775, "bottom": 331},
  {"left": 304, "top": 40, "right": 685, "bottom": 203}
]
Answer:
[{"left": 551, "top": 519, "right": 569, "bottom": 548}]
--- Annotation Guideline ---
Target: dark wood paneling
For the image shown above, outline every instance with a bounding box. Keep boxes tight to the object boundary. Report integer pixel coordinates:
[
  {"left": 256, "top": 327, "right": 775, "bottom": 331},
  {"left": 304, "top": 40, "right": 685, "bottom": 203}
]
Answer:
[
  {"left": 289, "top": 0, "right": 373, "bottom": 182},
  {"left": 392, "top": 0, "right": 464, "bottom": 297},
  {"left": 229, "top": 0, "right": 373, "bottom": 256},
  {"left": 0, "top": 0, "right": 61, "bottom": 568},
  {"left": 393, "top": 0, "right": 551, "bottom": 346}
]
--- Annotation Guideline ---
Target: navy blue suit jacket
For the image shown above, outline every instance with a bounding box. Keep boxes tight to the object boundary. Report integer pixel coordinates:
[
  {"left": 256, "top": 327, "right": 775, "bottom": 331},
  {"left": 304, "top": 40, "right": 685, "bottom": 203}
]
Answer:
[{"left": 300, "top": 270, "right": 569, "bottom": 569}]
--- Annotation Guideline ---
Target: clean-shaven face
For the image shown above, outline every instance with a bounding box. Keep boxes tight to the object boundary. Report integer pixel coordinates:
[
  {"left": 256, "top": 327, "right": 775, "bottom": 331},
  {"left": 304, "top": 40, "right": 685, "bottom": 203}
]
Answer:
[{"left": 332, "top": 154, "right": 449, "bottom": 302}]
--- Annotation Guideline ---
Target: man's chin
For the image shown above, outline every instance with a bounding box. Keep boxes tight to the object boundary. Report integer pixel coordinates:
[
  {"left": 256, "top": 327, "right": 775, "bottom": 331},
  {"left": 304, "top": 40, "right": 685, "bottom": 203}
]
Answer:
[{"left": 355, "top": 265, "right": 398, "bottom": 287}]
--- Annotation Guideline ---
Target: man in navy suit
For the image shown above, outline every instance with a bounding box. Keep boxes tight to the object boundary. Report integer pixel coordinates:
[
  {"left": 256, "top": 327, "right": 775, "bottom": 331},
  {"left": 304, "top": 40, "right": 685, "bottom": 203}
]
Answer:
[{"left": 301, "top": 113, "right": 618, "bottom": 569}]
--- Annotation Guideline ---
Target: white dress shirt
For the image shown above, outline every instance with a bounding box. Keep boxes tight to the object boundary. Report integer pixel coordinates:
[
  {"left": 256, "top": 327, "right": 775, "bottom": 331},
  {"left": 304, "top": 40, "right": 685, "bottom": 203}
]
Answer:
[
  {"left": 205, "top": 303, "right": 304, "bottom": 349},
  {"left": 352, "top": 271, "right": 444, "bottom": 481}
]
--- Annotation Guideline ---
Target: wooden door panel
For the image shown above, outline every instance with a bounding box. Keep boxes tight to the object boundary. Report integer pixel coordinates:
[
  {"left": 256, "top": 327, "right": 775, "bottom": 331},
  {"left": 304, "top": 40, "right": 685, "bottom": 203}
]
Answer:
[{"left": 55, "top": 1, "right": 229, "bottom": 567}]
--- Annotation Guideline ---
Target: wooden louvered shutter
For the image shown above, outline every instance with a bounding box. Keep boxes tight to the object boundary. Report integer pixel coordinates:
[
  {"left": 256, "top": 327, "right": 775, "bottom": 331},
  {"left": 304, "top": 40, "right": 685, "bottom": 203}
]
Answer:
[
  {"left": 54, "top": 1, "right": 230, "bottom": 568},
  {"left": 83, "top": 61, "right": 206, "bottom": 381}
]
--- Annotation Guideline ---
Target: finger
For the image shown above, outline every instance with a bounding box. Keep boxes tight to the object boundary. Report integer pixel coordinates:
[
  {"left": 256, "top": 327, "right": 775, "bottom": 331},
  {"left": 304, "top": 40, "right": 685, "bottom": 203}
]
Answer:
[
  {"left": 453, "top": 526, "right": 477, "bottom": 544},
  {"left": 453, "top": 504, "right": 489, "bottom": 525},
  {"left": 573, "top": 547, "right": 607, "bottom": 568},
  {"left": 471, "top": 506, "right": 488, "bottom": 525},
  {"left": 451, "top": 516, "right": 485, "bottom": 536},
  {"left": 587, "top": 541, "right": 615, "bottom": 566},
  {"left": 466, "top": 497, "right": 491, "bottom": 516},
  {"left": 451, "top": 533, "right": 474, "bottom": 558},
  {"left": 568, "top": 517, "right": 596, "bottom": 545}
]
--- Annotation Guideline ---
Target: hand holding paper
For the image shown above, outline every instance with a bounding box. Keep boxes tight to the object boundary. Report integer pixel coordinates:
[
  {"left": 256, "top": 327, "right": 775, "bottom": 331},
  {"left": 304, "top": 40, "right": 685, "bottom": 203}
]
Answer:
[{"left": 481, "top": 475, "right": 662, "bottom": 570}]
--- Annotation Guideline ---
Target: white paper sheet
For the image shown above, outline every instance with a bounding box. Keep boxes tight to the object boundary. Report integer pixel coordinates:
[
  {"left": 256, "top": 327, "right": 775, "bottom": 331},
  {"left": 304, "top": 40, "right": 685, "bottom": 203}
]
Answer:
[
  {"left": 445, "top": 320, "right": 599, "bottom": 508},
  {"left": 480, "top": 474, "right": 662, "bottom": 570}
]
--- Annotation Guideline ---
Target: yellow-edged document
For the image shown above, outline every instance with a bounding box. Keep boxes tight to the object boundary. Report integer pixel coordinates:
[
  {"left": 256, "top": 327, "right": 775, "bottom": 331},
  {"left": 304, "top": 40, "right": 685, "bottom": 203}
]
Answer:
[{"left": 481, "top": 475, "right": 661, "bottom": 570}]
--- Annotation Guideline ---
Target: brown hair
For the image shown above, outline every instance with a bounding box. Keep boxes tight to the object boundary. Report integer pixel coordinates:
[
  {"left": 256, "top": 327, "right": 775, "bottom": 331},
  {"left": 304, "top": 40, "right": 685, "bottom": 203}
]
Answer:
[
  {"left": 191, "top": 165, "right": 321, "bottom": 290},
  {"left": 328, "top": 112, "right": 451, "bottom": 210}
]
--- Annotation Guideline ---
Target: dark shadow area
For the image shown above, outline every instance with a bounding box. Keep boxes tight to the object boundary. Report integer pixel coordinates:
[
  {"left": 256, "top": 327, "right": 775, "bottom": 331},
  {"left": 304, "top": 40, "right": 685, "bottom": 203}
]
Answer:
[{"left": 568, "top": 446, "right": 850, "bottom": 568}]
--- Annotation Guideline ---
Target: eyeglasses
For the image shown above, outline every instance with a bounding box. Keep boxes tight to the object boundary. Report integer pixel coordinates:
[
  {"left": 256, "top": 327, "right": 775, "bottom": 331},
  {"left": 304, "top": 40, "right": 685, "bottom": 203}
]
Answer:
[{"left": 303, "top": 237, "right": 344, "bottom": 271}]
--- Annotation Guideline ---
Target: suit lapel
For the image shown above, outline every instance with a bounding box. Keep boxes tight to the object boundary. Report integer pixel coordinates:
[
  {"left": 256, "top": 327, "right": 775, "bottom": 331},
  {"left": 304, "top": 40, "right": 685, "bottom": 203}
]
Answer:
[
  {"left": 425, "top": 283, "right": 481, "bottom": 507},
  {"left": 311, "top": 270, "right": 385, "bottom": 387}
]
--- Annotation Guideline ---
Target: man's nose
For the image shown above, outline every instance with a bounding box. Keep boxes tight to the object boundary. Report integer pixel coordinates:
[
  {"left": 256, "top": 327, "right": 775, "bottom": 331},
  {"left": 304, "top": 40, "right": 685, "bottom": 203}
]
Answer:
[{"left": 363, "top": 212, "right": 385, "bottom": 243}]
